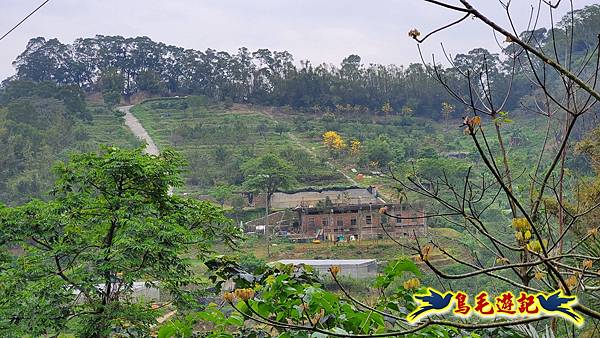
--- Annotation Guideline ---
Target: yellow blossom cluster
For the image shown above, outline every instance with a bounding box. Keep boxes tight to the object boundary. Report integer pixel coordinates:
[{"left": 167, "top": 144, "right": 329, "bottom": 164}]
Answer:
[
  {"left": 511, "top": 217, "right": 550, "bottom": 253},
  {"left": 512, "top": 217, "right": 531, "bottom": 231},
  {"left": 463, "top": 115, "right": 482, "bottom": 134},
  {"left": 350, "top": 140, "right": 361, "bottom": 155},
  {"left": 311, "top": 309, "right": 325, "bottom": 324},
  {"left": 495, "top": 257, "right": 510, "bottom": 265},
  {"left": 223, "top": 292, "right": 236, "bottom": 303},
  {"left": 329, "top": 265, "right": 341, "bottom": 277},
  {"left": 323, "top": 131, "right": 346, "bottom": 151},
  {"left": 565, "top": 275, "right": 579, "bottom": 290},
  {"left": 234, "top": 288, "right": 255, "bottom": 301},
  {"left": 403, "top": 278, "right": 421, "bottom": 289},
  {"left": 526, "top": 239, "right": 548, "bottom": 253},
  {"left": 512, "top": 217, "right": 533, "bottom": 243},
  {"left": 534, "top": 271, "right": 544, "bottom": 281},
  {"left": 421, "top": 245, "right": 433, "bottom": 261}
]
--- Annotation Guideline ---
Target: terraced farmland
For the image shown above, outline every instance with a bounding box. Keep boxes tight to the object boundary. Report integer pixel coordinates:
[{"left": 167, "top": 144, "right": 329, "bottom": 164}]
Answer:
[
  {"left": 130, "top": 97, "right": 348, "bottom": 194},
  {"left": 84, "top": 106, "right": 142, "bottom": 149}
]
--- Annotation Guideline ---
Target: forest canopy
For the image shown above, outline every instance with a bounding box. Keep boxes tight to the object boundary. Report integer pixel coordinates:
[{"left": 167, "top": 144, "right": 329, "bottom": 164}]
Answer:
[{"left": 7, "top": 5, "right": 600, "bottom": 117}]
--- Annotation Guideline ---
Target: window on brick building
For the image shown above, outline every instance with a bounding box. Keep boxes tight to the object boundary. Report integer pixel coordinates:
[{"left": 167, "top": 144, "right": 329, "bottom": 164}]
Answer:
[
  {"left": 350, "top": 218, "right": 357, "bottom": 226},
  {"left": 322, "top": 219, "right": 328, "bottom": 227},
  {"left": 337, "top": 219, "right": 344, "bottom": 227},
  {"left": 366, "top": 215, "right": 372, "bottom": 224}
]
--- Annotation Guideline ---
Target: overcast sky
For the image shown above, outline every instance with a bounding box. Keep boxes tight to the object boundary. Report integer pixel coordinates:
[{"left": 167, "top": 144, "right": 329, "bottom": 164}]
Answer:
[{"left": 0, "top": 0, "right": 596, "bottom": 80}]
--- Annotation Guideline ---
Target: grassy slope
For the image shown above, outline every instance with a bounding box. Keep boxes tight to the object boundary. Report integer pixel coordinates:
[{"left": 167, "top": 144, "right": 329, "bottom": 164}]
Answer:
[
  {"left": 130, "top": 98, "right": 349, "bottom": 195},
  {"left": 84, "top": 106, "right": 142, "bottom": 149},
  {"left": 234, "top": 229, "right": 460, "bottom": 262},
  {"left": 130, "top": 98, "right": 556, "bottom": 232},
  {"left": 130, "top": 97, "right": 559, "bottom": 212}
]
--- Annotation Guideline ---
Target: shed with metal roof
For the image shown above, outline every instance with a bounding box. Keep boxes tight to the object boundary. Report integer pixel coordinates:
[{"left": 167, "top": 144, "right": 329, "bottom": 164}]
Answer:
[{"left": 276, "top": 259, "right": 377, "bottom": 279}]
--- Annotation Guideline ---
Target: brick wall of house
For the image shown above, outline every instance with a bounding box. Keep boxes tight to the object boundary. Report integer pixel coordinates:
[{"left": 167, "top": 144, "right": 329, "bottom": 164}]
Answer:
[{"left": 298, "top": 205, "right": 426, "bottom": 240}]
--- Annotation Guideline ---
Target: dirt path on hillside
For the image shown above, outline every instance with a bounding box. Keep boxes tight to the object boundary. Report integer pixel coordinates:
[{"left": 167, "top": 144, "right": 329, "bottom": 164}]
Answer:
[
  {"left": 117, "top": 105, "right": 160, "bottom": 155},
  {"left": 118, "top": 102, "right": 357, "bottom": 187},
  {"left": 258, "top": 108, "right": 359, "bottom": 186},
  {"left": 286, "top": 132, "right": 359, "bottom": 186},
  {"left": 118, "top": 105, "right": 173, "bottom": 195}
]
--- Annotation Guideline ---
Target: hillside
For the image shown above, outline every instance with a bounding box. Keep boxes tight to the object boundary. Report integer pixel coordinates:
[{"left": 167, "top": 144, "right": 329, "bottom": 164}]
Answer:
[
  {"left": 129, "top": 96, "right": 561, "bottom": 201},
  {"left": 130, "top": 97, "right": 351, "bottom": 196},
  {"left": 129, "top": 96, "right": 579, "bottom": 279},
  {"left": 2, "top": 2, "right": 600, "bottom": 336},
  {"left": 0, "top": 81, "right": 140, "bottom": 205}
]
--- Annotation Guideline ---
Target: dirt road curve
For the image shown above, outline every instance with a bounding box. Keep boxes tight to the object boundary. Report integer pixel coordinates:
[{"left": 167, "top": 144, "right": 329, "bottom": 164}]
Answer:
[{"left": 117, "top": 105, "right": 160, "bottom": 155}]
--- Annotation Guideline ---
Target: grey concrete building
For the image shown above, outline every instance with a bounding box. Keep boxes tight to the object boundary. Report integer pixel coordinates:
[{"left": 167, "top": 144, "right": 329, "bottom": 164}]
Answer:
[{"left": 276, "top": 259, "right": 378, "bottom": 279}]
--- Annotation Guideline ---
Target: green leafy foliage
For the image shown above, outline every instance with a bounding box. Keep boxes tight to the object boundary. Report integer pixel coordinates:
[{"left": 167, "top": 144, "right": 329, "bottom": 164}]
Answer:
[
  {"left": 129, "top": 100, "right": 347, "bottom": 194},
  {"left": 164, "top": 257, "right": 525, "bottom": 337},
  {"left": 0, "top": 147, "right": 239, "bottom": 336},
  {"left": 0, "top": 80, "right": 139, "bottom": 205},
  {"left": 374, "top": 258, "right": 420, "bottom": 289},
  {"left": 242, "top": 153, "right": 298, "bottom": 202},
  {"left": 210, "top": 184, "right": 235, "bottom": 208}
]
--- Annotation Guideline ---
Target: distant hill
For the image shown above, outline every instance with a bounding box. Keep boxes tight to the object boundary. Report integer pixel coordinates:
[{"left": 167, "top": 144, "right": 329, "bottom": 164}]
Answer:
[
  {"left": 7, "top": 3, "right": 600, "bottom": 121},
  {"left": 0, "top": 80, "right": 139, "bottom": 205}
]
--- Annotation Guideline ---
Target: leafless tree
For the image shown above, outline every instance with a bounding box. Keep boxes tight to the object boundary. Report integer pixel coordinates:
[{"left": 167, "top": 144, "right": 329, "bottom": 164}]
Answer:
[
  {"left": 388, "top": 0, "right": 600, "bottom": 336},
  {"left": 223, "top": 1, "right": 600, "bottom": 336}
]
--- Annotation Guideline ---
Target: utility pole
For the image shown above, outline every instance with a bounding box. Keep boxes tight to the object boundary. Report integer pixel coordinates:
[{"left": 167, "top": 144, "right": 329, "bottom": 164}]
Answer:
[
  {"left": 249, "top": 173, "right": 272, "bottom": 258},
  {"left": 258, "top": 174, "right": 271, "bottom": 258},
  {"left": 369, "top": 202, "right": 373, "bottom": 243},
  {"left": 265, "top": 189, "right": 270, "bottom": 258}
]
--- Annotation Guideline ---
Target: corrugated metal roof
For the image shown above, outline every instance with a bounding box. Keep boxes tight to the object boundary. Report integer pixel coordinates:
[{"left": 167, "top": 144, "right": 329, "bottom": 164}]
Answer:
[
  {"left": 275, "top": 259, "right": 376, "bottom": 266},
  {"left": 270, "top": 188, "right": 381, "bottom": 208}
]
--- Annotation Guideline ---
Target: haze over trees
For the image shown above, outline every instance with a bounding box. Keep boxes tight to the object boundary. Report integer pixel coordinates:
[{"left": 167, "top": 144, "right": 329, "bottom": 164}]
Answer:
[{"left": 4, "top": 3, "right": 594, "bottom": 117}]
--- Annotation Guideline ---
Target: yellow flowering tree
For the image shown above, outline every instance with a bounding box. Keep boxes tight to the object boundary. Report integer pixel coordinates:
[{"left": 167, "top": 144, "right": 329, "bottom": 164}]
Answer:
[
  {"left": 441, "top": 101, "right": 455, "bottom": 121},
  {"left": 323, "top": 131, "right": 346, "bottom": 151},
  {"left": 401, "top": 104, "right": 414, "bottom": 117},
  {"left": 350, "top": 139, "right": 361, "bottom": 155},
  {"left": 381, "top": 101, "right": 393, "bottom": 116}
]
